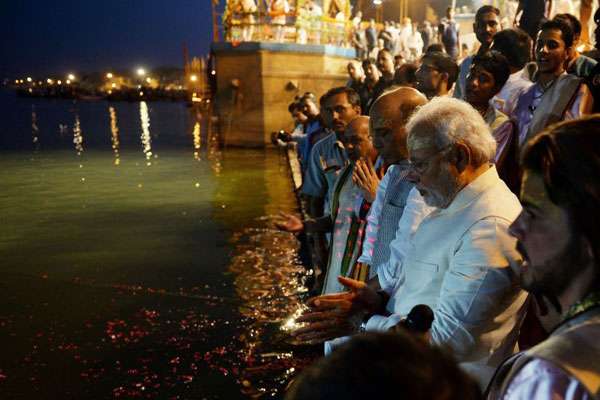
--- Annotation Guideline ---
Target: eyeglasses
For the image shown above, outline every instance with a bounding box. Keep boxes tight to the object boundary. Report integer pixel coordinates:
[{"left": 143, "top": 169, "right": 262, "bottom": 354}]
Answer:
[{"left": 408, "top": 145, "right": 452, "bottom": 174}]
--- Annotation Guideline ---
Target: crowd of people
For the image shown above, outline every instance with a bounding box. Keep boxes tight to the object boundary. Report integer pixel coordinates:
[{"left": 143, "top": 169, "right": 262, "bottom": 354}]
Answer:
[{"left": 272, "top": 4, "right": 600, "bottom": 399}]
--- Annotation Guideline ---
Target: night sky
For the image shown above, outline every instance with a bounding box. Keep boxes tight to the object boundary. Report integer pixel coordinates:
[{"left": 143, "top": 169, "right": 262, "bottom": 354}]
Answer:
[{"left": 0, "top": 0, "right": 213, "bottom": 78}]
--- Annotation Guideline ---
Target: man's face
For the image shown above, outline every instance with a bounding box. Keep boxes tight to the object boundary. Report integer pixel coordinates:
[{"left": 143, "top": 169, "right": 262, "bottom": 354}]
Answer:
[
  {"left": 365, "top": 63, "right": 381, "bottom": 82},
  {"left": 369, "top": 107, "right": 406, "bottom": 165},
  {"left": 416, "top": 59, "right": 444, "bottom": 98},
  {"left": 474, "top": 12, "right": 500, "bottom": 47},
  {"left": 323, "top": 93, "right": 361, "bottom": 135},
  {"left": 301, "top": 99, "right": 319, "bottom": 118},
  {"left": 535, "top": 29, "right": 569, "bottom": 74},
  {"left": 509, "top": 170, "right": 580, "bottom": 297},
  {"left": 407, "top": 137, "right": 460, "bottom": 208},
  {"left": 292, "top": 108, "right": 308, "bottom": 124},
  {"left": 465, "top": 64, "right": 498, "bottom": 106},
  {"left": 377, "top": 51, "right": 395, "bottom": 75},
  {"left": 347, "top": 63, "right": 363, "bottom": 81},
  {"left": 344, "top": 122, "right": 375, "bottom": 161}
]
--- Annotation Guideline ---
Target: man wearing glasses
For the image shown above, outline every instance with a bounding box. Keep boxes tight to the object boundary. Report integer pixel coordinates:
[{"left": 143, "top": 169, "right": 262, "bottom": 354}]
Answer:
[
  {"left": 293, "top": 98, "right": 527, "bottom": 390},
  {"left": 415, "top": 51, "right": 459, "bottom": 99}
]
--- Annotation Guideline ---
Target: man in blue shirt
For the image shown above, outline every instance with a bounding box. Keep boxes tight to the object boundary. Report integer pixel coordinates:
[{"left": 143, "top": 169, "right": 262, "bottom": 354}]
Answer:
[{"left": 300, "top": 87, "right": 362, "bottom": 290}]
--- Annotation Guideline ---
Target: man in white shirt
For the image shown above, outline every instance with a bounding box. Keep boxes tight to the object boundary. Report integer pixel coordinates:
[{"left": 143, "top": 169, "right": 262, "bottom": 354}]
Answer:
[{"left": 293, "top": 98, "right": 528, "bottom": 389}]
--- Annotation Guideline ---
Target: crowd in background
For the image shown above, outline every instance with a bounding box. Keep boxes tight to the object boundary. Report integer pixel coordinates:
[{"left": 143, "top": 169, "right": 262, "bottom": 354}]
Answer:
[{"left": 272, "top": 4, "right": 600, "bottom": 400}]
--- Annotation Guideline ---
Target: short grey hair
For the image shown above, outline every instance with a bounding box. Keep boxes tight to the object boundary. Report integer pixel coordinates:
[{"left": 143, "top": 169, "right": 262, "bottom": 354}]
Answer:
[{"left": 406, "top": 97, "right": 496, "bottom": 167}]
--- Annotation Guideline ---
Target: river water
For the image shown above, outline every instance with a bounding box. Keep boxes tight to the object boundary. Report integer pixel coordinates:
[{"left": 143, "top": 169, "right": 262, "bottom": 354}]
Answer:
[{"left": 0, "top": 90, "right": 318, "bottom": 398}]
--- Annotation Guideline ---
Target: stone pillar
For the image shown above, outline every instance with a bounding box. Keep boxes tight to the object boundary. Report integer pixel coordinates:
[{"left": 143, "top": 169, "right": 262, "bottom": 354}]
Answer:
[{"left": 212, "top": 42, "right": 355, "bottom": 147}]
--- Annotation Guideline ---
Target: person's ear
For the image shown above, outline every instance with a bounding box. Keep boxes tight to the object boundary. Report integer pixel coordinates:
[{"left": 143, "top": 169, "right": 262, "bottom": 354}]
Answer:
[
  {"left": 451, "top": 142, "right": 471, "bottom": 173},
  {"left": 440, "top": 71, "right": 449, "bottom": 85}
]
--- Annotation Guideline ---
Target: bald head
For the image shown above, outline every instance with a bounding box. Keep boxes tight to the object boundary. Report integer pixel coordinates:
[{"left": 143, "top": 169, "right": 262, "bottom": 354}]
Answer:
[
  {"left": 345, "top": 116, "right": 376, "bottom": 162},
  {"left": 369, "top": 87, "right": 428, "bottom": 165}
]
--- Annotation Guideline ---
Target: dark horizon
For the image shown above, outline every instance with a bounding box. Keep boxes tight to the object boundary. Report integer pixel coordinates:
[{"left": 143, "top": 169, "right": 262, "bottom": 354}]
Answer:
[{"left": 0, "top": 0, "right": 213, "bottom": 78}]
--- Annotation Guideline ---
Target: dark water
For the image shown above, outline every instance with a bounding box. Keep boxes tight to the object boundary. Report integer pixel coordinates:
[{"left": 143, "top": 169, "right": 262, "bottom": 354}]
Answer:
[{"left": 0, "top": 90, "right": 318, "bottom": 398}]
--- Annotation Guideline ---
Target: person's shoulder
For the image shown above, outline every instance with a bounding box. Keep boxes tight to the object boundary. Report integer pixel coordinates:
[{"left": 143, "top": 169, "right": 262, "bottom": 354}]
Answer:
[{"left": 312, "top": 131, "right": 335, "bottom": 150}]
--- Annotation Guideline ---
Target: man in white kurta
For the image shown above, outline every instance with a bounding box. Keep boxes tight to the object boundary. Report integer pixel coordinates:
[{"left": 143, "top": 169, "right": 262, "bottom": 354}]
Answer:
[
  {"left": 365, "top": 165, "right": 528, "bottom": 387},
  {"left": 294, "top": 98, "right": 528, "bottom": 390}
]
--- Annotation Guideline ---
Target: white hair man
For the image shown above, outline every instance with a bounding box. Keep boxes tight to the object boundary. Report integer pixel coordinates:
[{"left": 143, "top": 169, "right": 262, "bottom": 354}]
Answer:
[{"left": 292, "top": 98, "right": 528, "bottom": 389}]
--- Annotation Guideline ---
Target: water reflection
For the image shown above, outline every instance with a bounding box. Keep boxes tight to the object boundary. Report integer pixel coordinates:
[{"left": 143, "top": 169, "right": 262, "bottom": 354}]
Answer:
[
  {"left": 192, "top": 121, "right": 201, "bottom": 161},
  {"left": 139, "top": 101, "right": 154, "bottom": 166},
  {"left": 1, "top": 101, "right": 320, "bottom": 398},
  {"left": 31, "top": 105, "right": 39, "bottom": 151},
  {"left": 227, "top": 224, "right": 316, "bottom": 397},
  {"left": 206, "top": 114, "right": 222, "bottom": 176},
  {"left": 108, "top": 106, "right": 120, "bottom": 166},
  {"left": 73, "top": 114, "right": 84, "bottom": 155}
]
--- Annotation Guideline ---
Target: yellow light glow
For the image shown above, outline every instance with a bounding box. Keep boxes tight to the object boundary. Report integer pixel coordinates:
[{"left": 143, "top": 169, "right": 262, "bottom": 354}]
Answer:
[
  {"left": 190, "top": 74, "right": 198, "bottom": 82},
  {"left": 57, "top": 80, "right": 62, "bottom": 85},
  {"left": 211, "top": 70, "right": 216, "bottom": 75},
  {"left": 136, "top": 68, "right": 146, "bottom": 76},
  {"left": 139, "top": 91, "right": 144, "bottom": 96},
  {"left": 26, "top": 77, "right": 32, "bottom": 82},
  {"left": 47, "top": 78, "right": 54, "bottom": 84},
  {"left": 145, "top": 77, "right": 151, "bottom": 83},
  {"left": 111, "top": 83, "right": 116, "bottom": 88},
  {"left": 15, "top": 79, "right": 19, "bottom": 84},
  {"left": 67, "top": 74, "right": 75, "bottom": 80},
  {"left": 106, "top": 72, "right": 113, "bottom": 79},
  {"left": 108, "top": 90, "right": 112, "bottom": 94},
  {"left": 66, "top": 79, "right": 71, "bottom": 84}
]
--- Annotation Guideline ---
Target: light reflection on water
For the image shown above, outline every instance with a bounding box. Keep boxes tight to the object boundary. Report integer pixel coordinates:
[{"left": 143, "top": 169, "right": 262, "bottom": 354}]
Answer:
[
  {"left": 139, "top": 101, "right": 154, "bottom": 165},
  {"left": 108, "top": 106, "right": 120, "bottom": 165},
  {"left": 0, "top": 93, "right": 319, "bottom": 398}
]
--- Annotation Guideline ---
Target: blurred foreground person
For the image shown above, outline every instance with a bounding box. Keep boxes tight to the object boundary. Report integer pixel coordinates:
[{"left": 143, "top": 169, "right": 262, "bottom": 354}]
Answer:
[
  {"left": 286, "top": 332, "right": 482, "bottom": 400},
  {"left": 488, "top": 116, "right": 600, "bottom": 400}
]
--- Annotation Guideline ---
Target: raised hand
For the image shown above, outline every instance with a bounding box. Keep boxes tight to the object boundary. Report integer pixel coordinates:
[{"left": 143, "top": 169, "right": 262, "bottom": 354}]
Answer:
[{"left": 352, "top": 158, "right": 381, "bottom": 203}]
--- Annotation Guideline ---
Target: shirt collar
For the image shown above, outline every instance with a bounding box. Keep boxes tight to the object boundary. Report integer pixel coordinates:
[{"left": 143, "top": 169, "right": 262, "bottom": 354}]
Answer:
[{"left": 439, "top": 165, "right": 499, "bottom": 215}]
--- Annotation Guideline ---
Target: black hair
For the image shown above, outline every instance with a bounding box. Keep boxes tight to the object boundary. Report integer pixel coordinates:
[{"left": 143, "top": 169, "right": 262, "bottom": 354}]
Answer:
[
  {"left": 362, "top": 58, "right": 377, "bottom": 71},
  {"left": 394, "top": 63, "right": 418, "bottom": 87},
  {"left": 300, "top": 92, "right": 316, "bottom": 104},
  {"left": 288, "top": 101, "right": 302, "bottom": 113},
  {"left": 522, "top": 116, "right": 600, "bottom": 276},
  {"left": 475, "top": 5, "right": 500, "bottom": 22},
  {"left": 319, "top": 86, "right": 361, "bottom": 108},
  {"left": 539, "top": 18, "right": 574, "bottom": 48},
  {"left": 491, "top": 28, "right": 532, "bottom": 70},
  {"left": 471, "top": 50, "right": 511, "bottom": 90},
  {"left": 285, "top": 332, "right": 482, "bottom": 400},
  {"left": 425, "top": 43, "right": 445, "bottom": 54},
  {"left": 553, "top": 13, "right": 582, "bottom": 38},
  {"left": 421, "top": 51, "right": 459, "bottom": 88}
]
